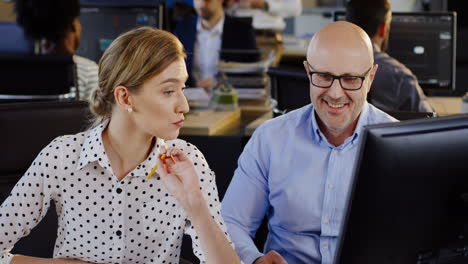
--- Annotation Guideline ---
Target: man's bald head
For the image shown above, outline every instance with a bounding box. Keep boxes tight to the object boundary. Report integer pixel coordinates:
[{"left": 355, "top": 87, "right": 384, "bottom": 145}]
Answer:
[{"left": 307, "top": 21, "right": 374, "bottom": 74}]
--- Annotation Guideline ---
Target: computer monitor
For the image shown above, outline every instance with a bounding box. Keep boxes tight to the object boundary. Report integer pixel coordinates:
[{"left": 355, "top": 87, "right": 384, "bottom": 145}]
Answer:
[
  {"left": 76, "top": 0, "right": 163, "bottom": 62},
  {"left": 0, "top": 22, "right": 33, "bottom": 54},
  {"left": 334, "top": 11, "right": 457, "bottom": 94},
  {"left": 334, "top": 114, "right": 468, "bottom": 264}
]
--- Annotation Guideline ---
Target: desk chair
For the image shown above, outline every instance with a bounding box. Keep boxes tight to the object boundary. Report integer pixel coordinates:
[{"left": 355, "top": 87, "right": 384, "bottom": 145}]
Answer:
[
  {"left": 267, "top": 66, "right": 309, "bottom": 114},
  {"left": 0, "top": 54, "right": 77, "bottom": 102},
  {"left": 0, "top": 101, "right": 91, "bottom": 258},
  {"left": 385, "top": 110, "right": 438, "bottom": 120}
]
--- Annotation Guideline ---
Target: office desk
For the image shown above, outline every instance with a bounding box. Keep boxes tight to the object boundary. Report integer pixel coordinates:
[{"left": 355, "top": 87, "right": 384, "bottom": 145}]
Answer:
[
  {"left": 180, "top": 109, "right": 241, "bottom": 136},
  {"left": 427, "top": 96, "right": 468, "bottom": 116}
]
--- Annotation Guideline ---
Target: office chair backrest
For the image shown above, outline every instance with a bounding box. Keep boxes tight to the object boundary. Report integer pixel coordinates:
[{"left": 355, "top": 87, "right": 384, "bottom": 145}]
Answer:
[
  {"left": 267, "top": 66, "right": 310, "bottom": 113},
  {"left": 0, "top": 54, "right": 77, "bottom": 102},
  {"left": 0, "top": 101, "right": 91, "bottom": 184},
  {"left": 0, "top": 22, "right": 33, "bottom": 54},
  {"left": 0, "top": 101, "right": 91, "bottom": 257},
  {"left": 384, "top": 110, "right": 438, "bottom": 120}
]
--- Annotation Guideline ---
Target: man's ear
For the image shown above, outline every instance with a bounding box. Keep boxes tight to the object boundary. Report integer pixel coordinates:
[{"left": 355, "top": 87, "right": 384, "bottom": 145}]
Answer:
[
  {"left": 367, "top": 64, "right": 379, "bottom": 93},
  {"left": 114, "top": 86, "right": 133, "bottom": 112}
]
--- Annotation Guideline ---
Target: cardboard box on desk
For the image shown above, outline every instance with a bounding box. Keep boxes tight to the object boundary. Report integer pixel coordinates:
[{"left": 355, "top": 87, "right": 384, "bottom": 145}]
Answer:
[{"left": 180, "top": 109, "right": 241, "bottom": 136}]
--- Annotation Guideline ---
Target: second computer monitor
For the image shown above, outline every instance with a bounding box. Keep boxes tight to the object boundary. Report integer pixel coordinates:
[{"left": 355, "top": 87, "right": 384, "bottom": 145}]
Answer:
[
  {"left": 335, "top": 11, "right": 457, "bottom": 94},
  {"left": 334, "top": 114, "right": 468, "bottom": 264},
  {"left": 76, "top": 0, "right": 163, "bottom": 62}
]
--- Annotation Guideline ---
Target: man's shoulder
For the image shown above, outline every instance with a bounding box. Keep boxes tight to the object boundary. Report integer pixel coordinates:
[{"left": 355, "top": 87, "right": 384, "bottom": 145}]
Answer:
[
  {"left": 374, "top": 51, "right": 416, "bottom": 79},
  {"left": 173, "top": 15, "right": 197, "bottom": 34},
  {"left": 367, "top": 103, "right": 399, "bottom": 124}
]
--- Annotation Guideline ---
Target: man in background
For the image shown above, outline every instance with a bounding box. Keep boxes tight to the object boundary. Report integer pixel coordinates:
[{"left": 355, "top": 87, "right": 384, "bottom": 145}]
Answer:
[
  {"left": 173, "top": 0, "right": 258, "bottom": 89},
  {"left": 346, "top": 0, "right": 433, "bottom": 112}
]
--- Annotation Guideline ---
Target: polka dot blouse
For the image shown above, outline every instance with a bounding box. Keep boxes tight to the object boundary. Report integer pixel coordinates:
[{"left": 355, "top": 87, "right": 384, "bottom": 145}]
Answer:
[{"left": 0, "top": 123, "right": 232, "bottom": 264}]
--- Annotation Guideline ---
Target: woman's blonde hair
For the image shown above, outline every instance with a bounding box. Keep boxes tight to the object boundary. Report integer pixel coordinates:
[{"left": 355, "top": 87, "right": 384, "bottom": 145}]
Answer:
[{"left": 89, "top": 26, "right": 186, "bottom": 125}]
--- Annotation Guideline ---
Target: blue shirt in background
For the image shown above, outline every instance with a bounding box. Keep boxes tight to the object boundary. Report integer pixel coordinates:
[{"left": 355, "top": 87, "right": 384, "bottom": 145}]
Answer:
[{"left": 221, "top": 102, "right": 397, "bottom": 264}]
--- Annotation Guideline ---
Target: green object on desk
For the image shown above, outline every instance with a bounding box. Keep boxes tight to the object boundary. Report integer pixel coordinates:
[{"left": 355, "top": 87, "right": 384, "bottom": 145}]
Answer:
[{"left": 212, "top": 83, "right": 238, "bottom": 110}]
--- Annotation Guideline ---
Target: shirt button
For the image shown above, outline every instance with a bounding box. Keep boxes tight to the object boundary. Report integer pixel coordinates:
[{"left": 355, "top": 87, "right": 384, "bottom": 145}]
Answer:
[
  {"left": 116, "top": 230, "right": 122, "bottom": 236},
  {"left": 323, "top": 243, "right": 329, "bottom": 249},
  {"left": 328, "top": 184, "right": 334, "bottom": 189},
  {"left": 116, "top": 188, "right": 122, "bottom": 194},
  {"left": 323, "top": 219, "right": 329, "bottom": 225}
]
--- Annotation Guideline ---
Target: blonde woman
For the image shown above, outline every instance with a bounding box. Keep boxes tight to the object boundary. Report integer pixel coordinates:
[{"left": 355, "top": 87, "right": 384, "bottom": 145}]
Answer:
[{"left": 0, "top": 27, "right": 240, "bottom": 264}]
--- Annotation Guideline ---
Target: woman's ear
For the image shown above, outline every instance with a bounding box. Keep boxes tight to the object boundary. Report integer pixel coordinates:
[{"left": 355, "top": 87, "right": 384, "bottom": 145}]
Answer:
[{"left": 114, "top": 86, "right": 133, "bottom": 112}]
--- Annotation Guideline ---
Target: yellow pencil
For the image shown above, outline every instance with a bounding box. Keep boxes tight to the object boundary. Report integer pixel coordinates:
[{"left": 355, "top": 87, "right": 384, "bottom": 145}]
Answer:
[{"left": 146, "top": 164, "right": 158, "bottom": 179}]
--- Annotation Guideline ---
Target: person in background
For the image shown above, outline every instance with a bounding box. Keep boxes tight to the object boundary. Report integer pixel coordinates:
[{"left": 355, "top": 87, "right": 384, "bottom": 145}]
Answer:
[
  {"left": 346, "top": 0, "right": 433, "bottom": 112},
  {"left": 225, "top": 0, "right": 301, "bottom": 66},
  {"left": 173, "top": 0, "right": 258, "bottom": 90},
  {"left": 15, "top": 0, "right": 98, "bottom": 101},
  {"left": 0, "top": 27, "right": 240, "bottom": 264},
  {"left": 221, "top": 21, "right": 397, "bottom": 264}
]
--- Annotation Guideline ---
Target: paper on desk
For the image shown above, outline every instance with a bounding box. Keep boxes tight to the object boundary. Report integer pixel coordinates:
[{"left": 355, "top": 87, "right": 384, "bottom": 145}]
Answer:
[
  {"left": 218, "top": 53, "right": 274, "bottom": 73},
  {"left": 184, "top": 87, "right": 211, "bottom": 108}
]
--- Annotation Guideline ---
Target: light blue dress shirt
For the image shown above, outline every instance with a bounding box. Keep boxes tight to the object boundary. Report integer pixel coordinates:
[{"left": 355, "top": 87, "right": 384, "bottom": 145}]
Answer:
[{"left": 222, "top": 102, "right": 397, "bottom": 264}]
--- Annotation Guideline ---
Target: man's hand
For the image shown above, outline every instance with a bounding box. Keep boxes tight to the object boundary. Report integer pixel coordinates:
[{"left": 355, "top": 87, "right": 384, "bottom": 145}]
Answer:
[{"left": 254, "top": 250, "right": 288, "bottom": 264}]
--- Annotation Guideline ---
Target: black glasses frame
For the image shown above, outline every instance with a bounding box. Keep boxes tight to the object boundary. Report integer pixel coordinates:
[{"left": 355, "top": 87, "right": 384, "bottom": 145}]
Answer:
[{"left": 304, "top": 61, "right": 373, "bottom": 91}]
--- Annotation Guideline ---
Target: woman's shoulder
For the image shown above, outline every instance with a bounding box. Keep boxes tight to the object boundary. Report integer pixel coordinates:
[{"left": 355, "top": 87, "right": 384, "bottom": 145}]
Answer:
[{"left": 44, "top": 131, "right": 89, "bottom": 152}]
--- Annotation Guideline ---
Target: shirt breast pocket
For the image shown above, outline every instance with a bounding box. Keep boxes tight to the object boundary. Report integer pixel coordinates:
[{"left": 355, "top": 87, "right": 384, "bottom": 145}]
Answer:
[{"left": 141, "top": 198, "right": 185, "bottom": 238}]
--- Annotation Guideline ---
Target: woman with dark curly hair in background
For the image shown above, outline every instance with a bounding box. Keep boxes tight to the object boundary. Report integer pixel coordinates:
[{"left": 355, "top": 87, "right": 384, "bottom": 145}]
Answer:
[{"left": 15, "top": 0, "right": 99, "bottom": 100}]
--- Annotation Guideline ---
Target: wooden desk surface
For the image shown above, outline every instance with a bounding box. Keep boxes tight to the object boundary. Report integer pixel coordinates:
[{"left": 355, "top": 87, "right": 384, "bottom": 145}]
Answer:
[
  {"left": 180, "top": 109, "right": 241, "bottom": 136},
  {"left": 427, "top": 96, "right": 468, "bottom": 116}
]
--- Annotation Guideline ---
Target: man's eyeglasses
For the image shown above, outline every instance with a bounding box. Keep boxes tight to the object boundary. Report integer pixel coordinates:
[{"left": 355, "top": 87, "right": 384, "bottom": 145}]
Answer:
[{"left": 304, "top": 61, "right": 374, "bottom": 91}]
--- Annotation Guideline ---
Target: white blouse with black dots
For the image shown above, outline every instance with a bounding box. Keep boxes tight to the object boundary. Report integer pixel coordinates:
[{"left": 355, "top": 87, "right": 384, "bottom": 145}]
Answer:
[{"left": 0, "top": 123, "right": 232, "bottom": 264}]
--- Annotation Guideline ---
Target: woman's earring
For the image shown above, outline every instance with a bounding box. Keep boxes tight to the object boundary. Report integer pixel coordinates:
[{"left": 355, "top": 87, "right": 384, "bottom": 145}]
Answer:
[{"left": 127, "top": 108, "right": 133, "bottom": 113}]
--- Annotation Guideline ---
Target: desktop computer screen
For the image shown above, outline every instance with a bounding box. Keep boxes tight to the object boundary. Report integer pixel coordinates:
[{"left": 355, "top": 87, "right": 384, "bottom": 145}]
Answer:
[
  {"left": 76, "top": 1, "right": 163, "bottom": 63},
  {"left": 0, "top": 22, "right": 33, "bottom": 54},
  {"left": 334, "top": 12, "right": 457, "bottom": 94},
  {"left": 334, "top": 114, "right": 468, "bottom": 264}
]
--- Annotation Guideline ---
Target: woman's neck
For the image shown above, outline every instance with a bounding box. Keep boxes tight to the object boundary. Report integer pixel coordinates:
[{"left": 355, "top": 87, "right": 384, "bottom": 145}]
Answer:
[{"left": 103, "top": 116, "right": 155, "bottom": 181}]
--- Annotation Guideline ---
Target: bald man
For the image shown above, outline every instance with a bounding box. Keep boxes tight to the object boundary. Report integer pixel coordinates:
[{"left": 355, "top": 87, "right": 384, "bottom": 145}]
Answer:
[{"left": 222, "top": 21, "right": 397, "bottom": 264}]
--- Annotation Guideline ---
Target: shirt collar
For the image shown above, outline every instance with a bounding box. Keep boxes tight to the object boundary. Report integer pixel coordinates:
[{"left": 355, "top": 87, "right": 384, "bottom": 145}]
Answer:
[
  {"left": 351, "top": 101, "right": 371, "bottom": 144},
  {"left": 196, "top": 15, "right": 224, "bottom": 35},
  {"left": 310, "top": 102, "right": 371, "bottom": 147},
  {"left": 77, "top": 120, "right": 168, "bottom": 178},
  {"left": 77, "top": 120, "right": 109, "bottom": 171}
]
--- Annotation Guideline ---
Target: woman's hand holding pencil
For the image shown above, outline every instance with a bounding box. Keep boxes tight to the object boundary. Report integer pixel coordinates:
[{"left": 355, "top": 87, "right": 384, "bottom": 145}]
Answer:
[{"left": 156, "top": 147, "right": 204, "bottom": 217}]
